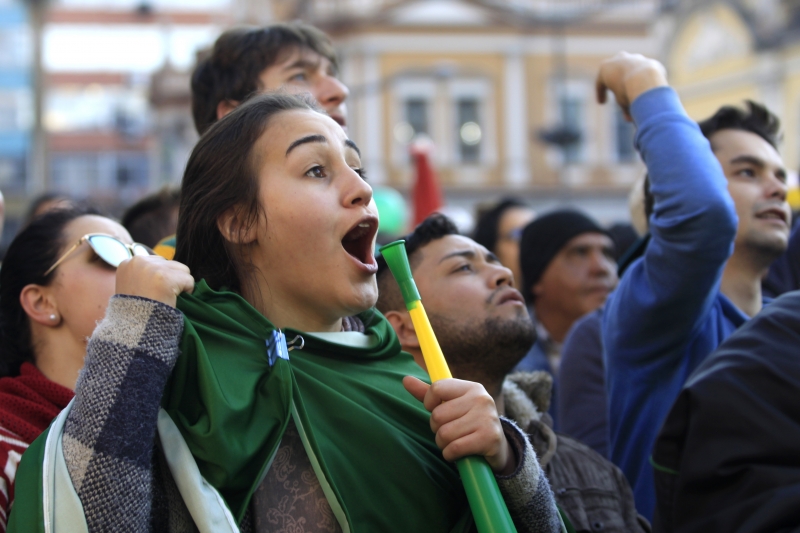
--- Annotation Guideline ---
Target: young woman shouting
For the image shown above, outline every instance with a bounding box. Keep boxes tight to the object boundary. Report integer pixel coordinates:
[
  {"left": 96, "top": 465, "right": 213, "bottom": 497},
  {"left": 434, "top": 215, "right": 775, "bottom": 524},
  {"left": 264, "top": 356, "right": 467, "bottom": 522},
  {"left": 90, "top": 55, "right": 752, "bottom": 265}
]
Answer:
[{"left": 10, "top": 94, "right": 561, "bottom": 533}]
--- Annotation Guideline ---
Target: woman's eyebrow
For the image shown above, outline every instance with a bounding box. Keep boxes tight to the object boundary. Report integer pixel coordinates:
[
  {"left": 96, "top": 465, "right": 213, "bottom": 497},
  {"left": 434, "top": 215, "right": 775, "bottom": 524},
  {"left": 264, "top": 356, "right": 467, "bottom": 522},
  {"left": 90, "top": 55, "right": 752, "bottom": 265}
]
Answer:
[
  {"left": 286, "top": 134, "right": 327, "bottom": 156},
  {"left": 345, "top": 139, "right": 361, "bottom": 157}
]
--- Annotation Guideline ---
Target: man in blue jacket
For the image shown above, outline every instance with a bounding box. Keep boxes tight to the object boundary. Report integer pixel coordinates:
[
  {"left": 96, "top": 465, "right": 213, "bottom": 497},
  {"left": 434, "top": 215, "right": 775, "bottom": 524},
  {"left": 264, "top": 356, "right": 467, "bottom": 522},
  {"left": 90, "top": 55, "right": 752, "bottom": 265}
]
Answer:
[{"left": 598, "top": 52, "right": 791, "bottom": 519}]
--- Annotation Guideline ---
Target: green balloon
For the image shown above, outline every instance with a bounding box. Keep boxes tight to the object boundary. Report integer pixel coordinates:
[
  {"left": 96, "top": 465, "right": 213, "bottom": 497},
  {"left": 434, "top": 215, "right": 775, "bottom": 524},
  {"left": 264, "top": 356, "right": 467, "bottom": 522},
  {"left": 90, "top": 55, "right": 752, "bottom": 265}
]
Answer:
[{"left": 373, "top": 187, "right": 407, "bottom": 235}]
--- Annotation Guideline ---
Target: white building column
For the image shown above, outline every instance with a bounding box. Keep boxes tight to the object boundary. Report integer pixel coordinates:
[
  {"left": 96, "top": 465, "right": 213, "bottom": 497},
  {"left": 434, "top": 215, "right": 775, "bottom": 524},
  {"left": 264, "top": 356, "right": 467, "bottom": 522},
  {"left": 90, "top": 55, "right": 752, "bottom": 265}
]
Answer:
[
  {"left": 503, "top": 48, "right": 529, "bottom": 186},
  {"left": 362, "top": 51, "right": 386, "bottom": 184}
]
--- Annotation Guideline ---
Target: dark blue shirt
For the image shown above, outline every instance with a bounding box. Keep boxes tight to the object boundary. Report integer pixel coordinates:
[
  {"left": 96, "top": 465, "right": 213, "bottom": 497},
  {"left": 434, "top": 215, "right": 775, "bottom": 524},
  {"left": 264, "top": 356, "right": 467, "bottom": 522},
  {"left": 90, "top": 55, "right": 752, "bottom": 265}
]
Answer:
[{"left": 559, "top": 308, "right": 607, "bottom": 457}]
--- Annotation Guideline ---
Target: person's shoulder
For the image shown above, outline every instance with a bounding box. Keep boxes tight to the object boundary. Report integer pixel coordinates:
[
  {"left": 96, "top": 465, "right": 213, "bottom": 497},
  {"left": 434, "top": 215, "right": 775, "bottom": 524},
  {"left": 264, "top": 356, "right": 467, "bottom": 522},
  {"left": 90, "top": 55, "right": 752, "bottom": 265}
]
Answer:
[
  {"left": 565, "top": 308, "right": 603, "bottom": 343},
  {"left": 761, "top": 290, "right": 800, "bottom": 317},
  {"left": 689, "top": 290, "right": 800, "bottom": 388}
]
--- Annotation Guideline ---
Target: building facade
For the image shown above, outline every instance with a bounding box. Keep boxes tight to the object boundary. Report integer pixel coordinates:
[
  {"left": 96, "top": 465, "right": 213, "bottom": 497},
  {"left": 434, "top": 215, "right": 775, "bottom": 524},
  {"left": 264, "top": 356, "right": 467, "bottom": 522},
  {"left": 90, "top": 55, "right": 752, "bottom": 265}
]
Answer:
[
  {"left": 290, "top": 0, "right": 662, "bottom": 220},
  {"left": 13, "top": 0, "right": 800, "bottom": 236},
  {"left": 0, "top": 0, "right": 31, "bottom": 197},
  {"left": 668, "top": 0, "right": 800, "bottom": 182}
]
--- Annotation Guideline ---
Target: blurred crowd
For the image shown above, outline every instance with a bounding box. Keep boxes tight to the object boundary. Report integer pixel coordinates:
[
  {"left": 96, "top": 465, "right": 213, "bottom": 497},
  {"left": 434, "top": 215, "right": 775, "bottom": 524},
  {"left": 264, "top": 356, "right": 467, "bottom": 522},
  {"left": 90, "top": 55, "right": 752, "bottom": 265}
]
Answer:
[{"left": 0, "top": 20, "right": 798, "bottom": 533}]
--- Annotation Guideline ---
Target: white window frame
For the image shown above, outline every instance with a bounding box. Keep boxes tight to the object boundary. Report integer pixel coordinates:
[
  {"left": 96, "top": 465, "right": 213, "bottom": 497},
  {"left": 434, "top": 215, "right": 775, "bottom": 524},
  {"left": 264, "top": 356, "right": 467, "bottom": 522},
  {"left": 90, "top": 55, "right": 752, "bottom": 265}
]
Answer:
[
  {"left": 390, "top": 77, "right": 437, "bottom": 166},
  {"left": 543, "top": 79, "right": 592, "bottom": 168},
  {"left": 448, "top": 77, "right": 496, "bottom": 169}
]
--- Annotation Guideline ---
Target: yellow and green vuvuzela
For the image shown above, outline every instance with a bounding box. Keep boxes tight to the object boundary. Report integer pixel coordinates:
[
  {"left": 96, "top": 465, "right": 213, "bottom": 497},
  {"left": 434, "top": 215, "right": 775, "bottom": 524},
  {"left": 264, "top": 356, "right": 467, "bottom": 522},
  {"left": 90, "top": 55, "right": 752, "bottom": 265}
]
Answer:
[{"left": 380, "top": 240, "right": 518, "bottom": 533}]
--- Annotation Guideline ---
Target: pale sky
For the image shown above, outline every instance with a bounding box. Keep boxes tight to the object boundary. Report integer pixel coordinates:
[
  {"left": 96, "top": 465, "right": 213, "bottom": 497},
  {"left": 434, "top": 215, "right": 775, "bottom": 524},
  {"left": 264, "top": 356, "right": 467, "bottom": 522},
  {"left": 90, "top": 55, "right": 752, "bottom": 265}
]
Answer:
[{"left": 43, "top": 25, "right": 222, "bottom": 72}]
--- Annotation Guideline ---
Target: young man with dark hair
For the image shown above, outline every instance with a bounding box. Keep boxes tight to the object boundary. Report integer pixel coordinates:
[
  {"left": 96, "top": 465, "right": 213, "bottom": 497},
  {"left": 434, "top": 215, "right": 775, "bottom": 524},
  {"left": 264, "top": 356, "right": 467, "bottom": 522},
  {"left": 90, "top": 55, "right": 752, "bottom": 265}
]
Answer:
[
  {"left": 472, "top": 198, "right": 535, "bottom": 287},
  {"left": 376, "top": 214, "right": 650, "bottom": 533},
  {"left": 154, "top": 21, "right": 350, "bottom": 259},
  {"left": 191, "top": 22, "right": 348, "bottom": 135},
  {"left": 598, "top": 53, "right": 790, "bottom": 520},
  {"left": 648, "top": 105, "right": 800, "bottom": 532}
]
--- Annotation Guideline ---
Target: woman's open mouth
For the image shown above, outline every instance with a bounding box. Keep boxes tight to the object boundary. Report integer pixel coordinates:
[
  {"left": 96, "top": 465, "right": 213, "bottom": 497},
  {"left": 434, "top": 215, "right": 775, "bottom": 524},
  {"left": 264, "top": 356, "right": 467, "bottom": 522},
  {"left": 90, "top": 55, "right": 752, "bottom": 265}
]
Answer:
[{"left": 342, "top": 217, "right": 379, "bottom": 273}]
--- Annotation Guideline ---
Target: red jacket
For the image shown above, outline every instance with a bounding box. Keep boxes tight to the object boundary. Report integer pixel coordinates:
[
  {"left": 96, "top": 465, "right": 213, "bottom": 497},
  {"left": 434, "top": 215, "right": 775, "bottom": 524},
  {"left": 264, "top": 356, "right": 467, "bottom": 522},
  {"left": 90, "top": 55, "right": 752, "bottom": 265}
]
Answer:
[{"left": 0, "top": 363, "right": 72, "bottom": 531}]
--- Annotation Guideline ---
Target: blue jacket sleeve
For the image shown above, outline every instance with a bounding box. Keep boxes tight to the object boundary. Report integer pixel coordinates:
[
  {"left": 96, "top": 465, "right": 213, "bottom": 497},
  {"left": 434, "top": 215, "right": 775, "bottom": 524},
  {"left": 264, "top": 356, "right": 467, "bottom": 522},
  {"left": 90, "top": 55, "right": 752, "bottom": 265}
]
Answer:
[{"left": 604, "top": 87, "right": 737, "bottom": 368}]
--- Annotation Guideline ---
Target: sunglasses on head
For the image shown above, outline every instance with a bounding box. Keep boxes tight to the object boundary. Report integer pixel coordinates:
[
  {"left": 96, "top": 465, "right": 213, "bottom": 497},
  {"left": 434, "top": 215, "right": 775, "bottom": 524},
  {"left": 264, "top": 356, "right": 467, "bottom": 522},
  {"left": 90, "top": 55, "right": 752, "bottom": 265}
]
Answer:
[{"left": 44, "top": 233, "right": 152, "bottom": 276}]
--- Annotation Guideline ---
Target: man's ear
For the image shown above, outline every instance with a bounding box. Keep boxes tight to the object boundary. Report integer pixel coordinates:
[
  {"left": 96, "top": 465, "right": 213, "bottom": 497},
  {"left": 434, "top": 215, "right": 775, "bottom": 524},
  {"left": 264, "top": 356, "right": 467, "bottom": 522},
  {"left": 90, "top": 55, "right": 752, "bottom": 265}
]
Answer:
[
  {"left": 216, "top": 99, "right": 240, "bottom": 120},
  {"left": 217, "top": 206, "right": 258, "bottom": 245},
  {"left": 383, "top": 310, "right": 419, "bottom": 350},
  {"left": 19, "top": 284, "right": 59, "bottom": 327}
]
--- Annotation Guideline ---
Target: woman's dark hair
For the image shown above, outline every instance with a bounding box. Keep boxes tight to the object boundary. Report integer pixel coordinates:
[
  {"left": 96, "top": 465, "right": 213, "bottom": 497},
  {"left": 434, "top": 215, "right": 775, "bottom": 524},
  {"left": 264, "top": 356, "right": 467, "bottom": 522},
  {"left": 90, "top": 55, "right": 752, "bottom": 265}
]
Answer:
[
  {"left": 24, "top": 192, "right": 75, "bottom": 226},
  {"left": 175, "top": 92, "right": 320, "bottom": 294},
  {"left": 472, "top": 198, "right": 531, "bottom": 254},
  {"left": 191, "top": 22, "right": 337, "bottom": 135},
  {"left": 0, "top": 207, "right": 98, "bottom": 377}
]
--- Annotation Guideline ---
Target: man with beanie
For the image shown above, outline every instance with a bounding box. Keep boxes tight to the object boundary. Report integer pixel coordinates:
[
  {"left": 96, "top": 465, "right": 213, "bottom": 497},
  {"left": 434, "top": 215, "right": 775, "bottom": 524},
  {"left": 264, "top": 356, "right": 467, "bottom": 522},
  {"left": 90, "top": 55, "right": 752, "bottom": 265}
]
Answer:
[{"left": 515, "top": 209, "right": 618, "bottom": 427}]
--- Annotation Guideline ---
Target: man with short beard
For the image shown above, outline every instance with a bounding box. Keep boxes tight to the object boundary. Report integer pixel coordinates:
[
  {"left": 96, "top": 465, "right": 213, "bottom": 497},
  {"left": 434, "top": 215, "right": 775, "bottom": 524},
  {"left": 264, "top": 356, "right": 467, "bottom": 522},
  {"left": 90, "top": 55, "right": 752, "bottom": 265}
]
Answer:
[{"left": 376, "top": 214, "right": 649, "bottom": 533}]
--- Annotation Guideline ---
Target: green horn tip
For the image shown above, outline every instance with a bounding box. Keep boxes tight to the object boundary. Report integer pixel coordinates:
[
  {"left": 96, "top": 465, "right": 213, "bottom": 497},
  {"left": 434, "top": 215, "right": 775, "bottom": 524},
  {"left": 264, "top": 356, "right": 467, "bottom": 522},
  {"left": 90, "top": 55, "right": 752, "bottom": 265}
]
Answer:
[{"left": 380, "top": 240, "right": 421, "bottom": 306}]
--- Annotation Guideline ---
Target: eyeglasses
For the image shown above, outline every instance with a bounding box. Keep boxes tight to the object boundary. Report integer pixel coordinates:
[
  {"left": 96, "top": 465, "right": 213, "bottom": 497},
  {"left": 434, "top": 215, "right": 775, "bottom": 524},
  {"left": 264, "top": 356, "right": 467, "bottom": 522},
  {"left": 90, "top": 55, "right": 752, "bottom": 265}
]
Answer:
[{"left": 44, "top": 233, "right": 151, "bottom": 276}]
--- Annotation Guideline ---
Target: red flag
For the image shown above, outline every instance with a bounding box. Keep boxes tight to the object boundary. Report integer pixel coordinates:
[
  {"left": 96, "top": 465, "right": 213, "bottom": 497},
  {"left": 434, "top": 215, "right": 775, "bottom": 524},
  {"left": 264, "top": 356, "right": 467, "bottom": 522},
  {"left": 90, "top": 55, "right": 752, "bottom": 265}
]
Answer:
[{"left": 410, "top": 141, "right": 443, "bottom": 227}]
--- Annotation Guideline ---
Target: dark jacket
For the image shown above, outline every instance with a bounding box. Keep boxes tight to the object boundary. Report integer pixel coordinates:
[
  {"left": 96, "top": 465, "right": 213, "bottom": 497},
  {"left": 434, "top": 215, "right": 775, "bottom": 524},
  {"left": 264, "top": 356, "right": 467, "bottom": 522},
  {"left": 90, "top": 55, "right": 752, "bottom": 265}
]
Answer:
[
  {"left": 652, "top": 290, "right": 800, "bottom": 533},
  {"left": 504, "top": 372, "right": 650, "bottom": 533},
  {"left": 559, "top": 308, "right": 608, "bottom": 458},
  {"left": 763, "top": 221, "right": 800, "bottom": 298}
]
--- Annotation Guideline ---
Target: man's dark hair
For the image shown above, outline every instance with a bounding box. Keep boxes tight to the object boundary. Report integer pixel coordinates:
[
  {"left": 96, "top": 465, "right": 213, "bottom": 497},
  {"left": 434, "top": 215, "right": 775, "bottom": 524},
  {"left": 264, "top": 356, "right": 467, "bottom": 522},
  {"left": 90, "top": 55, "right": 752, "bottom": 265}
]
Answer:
[
  {"left": 376, "top": 214, "right": 459, "bottom": 314},
  {"left": 472, "top": 198, "right": 530, "bottom": 254},
  {"left": 121, "top": 188, "right": 180, "bottom": 248},
  {"left": 643, "top": 101, "right": 782, "bottom": 221},
  {"left": 191, "top": 22, "right": 338, "bottom": 135},
  {"left": 698, "top": 100, "right": 781, "bottom": 150}
]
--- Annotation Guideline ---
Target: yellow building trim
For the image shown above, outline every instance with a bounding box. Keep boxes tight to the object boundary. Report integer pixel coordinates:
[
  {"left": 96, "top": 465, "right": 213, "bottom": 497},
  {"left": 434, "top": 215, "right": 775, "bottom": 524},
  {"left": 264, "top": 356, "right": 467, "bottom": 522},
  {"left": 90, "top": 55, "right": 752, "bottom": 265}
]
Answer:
[{"left": 670, "top": 4, "right": 754, "bottom": 86}]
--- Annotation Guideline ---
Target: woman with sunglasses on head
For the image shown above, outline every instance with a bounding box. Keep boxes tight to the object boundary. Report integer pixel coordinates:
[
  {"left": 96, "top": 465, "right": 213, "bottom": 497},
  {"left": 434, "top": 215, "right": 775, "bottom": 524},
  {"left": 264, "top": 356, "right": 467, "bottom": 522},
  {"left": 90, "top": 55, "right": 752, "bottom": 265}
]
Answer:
[
  {"left": 0, "top": 207, "right": 164, "bottom": 531},
  {"left": 10, "top": 95, "right": 561, "bottom": 533}
]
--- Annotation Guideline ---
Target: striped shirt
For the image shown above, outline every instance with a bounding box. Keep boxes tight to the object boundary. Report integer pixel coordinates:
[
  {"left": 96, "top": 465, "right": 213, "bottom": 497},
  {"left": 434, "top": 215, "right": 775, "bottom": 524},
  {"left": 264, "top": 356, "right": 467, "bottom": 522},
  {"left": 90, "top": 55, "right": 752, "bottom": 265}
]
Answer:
[{"left": 0, "top": 363, "right": 73, "bottom": 531}]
